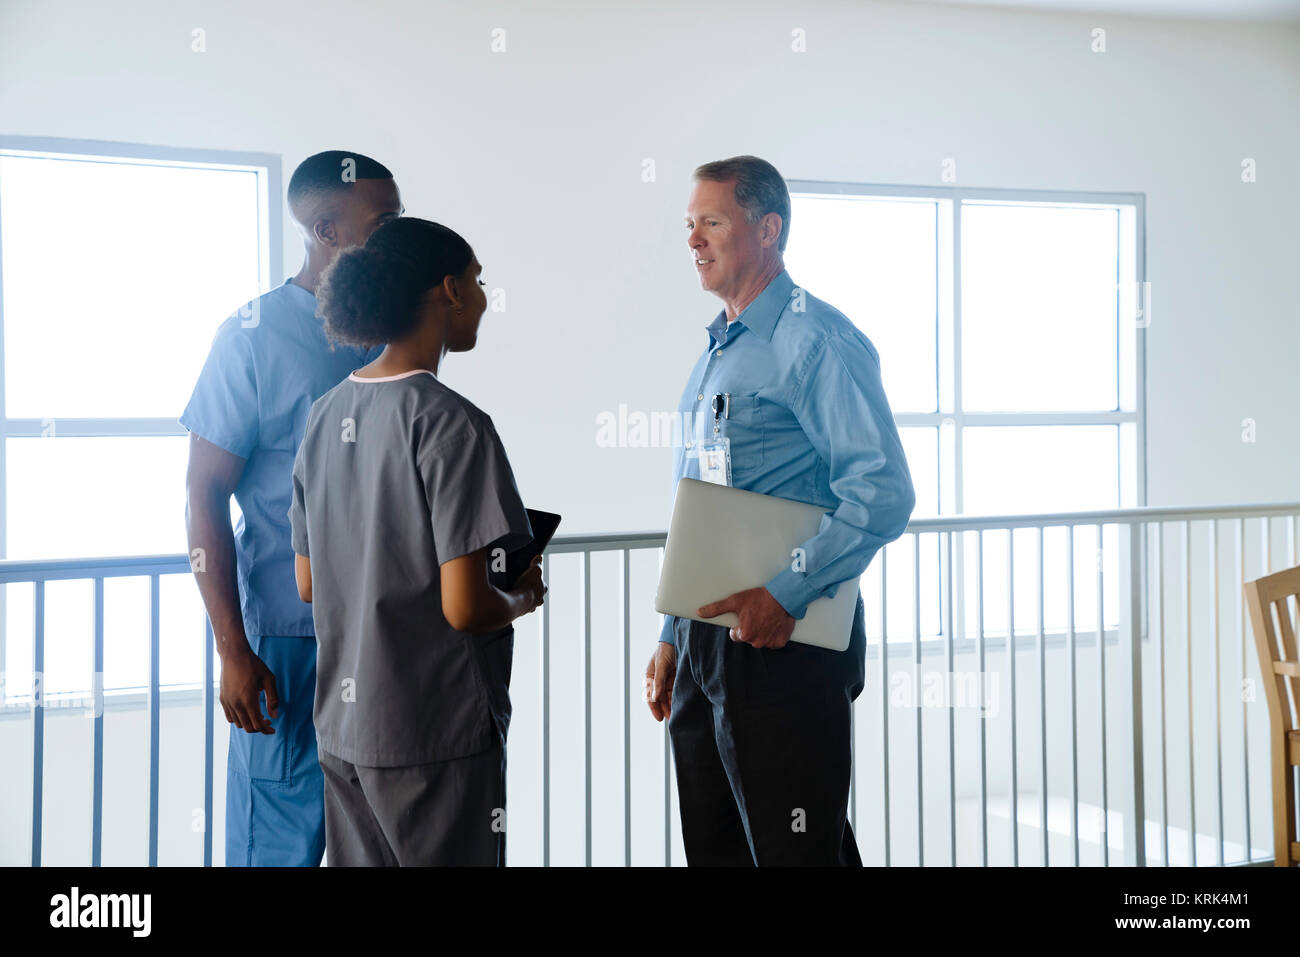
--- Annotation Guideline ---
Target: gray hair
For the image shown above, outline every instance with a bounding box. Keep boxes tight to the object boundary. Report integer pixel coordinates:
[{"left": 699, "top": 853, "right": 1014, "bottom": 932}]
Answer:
[{"left": 692, "top": 155, "right": 791, "bottom": 252}]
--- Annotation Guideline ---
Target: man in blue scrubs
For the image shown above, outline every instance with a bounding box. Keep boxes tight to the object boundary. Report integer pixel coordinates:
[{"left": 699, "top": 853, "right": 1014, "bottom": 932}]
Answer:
[
  {"left": 183, "top": 151, "right": 401, "bottom": 866},
  {"left": 644, "top": 155, "right": 916, "bottom": 865}
]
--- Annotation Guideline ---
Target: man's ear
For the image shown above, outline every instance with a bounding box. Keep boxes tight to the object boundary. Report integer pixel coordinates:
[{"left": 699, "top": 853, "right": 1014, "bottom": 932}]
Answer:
[
  {"left": 760, "top": 212, "right": 783, "bottom": 249},
  {"left": 312, "top": 218, "right": 339, "bottom": 248}
]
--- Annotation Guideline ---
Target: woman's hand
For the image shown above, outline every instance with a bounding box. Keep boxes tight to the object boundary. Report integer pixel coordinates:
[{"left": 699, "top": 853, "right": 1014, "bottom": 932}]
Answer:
[{"left": 511, "top": 554, "right": 547, "bottom": 615}]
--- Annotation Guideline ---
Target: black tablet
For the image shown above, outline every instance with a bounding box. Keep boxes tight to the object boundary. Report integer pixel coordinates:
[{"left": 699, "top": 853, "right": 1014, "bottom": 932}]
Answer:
[{"left": 490, "top": 509, "right": 562, "bottom": 588}]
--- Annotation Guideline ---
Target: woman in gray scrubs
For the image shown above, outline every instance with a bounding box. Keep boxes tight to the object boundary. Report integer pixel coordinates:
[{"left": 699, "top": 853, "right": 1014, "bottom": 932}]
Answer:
[{"left": 287, "top": 217, "right": 546, "bottom": 866}]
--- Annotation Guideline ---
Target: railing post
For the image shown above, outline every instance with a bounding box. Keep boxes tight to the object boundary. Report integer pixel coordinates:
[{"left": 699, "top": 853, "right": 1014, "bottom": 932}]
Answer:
[
  {"left": 91, "top": 577, "right": 104, "bottom": 867},
  {"left": 148, "top": 575, "right": 160, "bottom": 867},
  {"left": 621, "top": 549, "right": 631, "bottom": 867},
  {"left": 658, "top": 546, "right": 671, "bottom": 868},
  {"left": 1122, "top": 522, "right": 1147, "bottom": 866},
  {"left": 31, "top": 580, "right": 45, "bottom": 867},
  {"left": 582, "top": 550, "right": 592, "bottom": 867},
  {"left": 880, "top": 546, "right": 890, "bottom": 867},
  {"left": 203, "top": 617, "right": 214, "bottom": 868},
  {"left": 540, "top": 553, "right": 550, "bottom": 868}
]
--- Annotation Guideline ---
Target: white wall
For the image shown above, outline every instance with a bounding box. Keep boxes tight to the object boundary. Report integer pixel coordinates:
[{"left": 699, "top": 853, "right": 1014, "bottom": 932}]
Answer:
[
  {"left": 2, "top": 0, "right": 1297, "bottom": 531},
  {"left": 1, "top": 0, "right": 1297, "bottom": 865}
]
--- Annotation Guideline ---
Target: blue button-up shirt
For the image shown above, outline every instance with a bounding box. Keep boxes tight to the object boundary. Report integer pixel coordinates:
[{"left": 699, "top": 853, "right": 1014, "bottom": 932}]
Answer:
[
  {"left": 181, "top": 280, "right": 380, "bottom": 638},
  {"left": 659, "top": 269, "right": 916, "bottom": 644}
]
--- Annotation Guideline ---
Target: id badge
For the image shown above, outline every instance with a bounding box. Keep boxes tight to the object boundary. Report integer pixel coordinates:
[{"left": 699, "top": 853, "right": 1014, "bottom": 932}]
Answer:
[{"left": 698, "top": 435, "right": 732, "bottom": 486}]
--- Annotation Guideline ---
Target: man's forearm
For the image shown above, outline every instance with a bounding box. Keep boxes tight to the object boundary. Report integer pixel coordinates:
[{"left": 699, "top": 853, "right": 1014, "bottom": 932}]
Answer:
[{"left": 186, "top": 492, "right": 251, "bottom": 661}]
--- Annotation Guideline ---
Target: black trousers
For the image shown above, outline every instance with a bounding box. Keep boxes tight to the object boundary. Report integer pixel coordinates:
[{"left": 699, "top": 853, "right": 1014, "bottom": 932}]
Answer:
[{"left": 667, "top": 596, "right": 866, "bottom": 866}]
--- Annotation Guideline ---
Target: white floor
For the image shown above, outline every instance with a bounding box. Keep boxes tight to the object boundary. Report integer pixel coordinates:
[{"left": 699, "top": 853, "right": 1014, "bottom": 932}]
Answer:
[{"left": 954, "top": 793, "right": 1274, "bottom": 865}]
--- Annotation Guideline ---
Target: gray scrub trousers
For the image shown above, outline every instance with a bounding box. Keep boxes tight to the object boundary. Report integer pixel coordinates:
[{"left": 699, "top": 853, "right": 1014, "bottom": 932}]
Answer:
[{"left": 319, "top": 739, "right": 507, "bottom": 866}]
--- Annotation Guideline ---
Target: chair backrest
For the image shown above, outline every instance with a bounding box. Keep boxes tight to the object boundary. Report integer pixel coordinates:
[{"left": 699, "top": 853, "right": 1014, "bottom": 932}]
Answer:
[{"left": 1243, "top": 565, "right": 1300, "bottom": 735}]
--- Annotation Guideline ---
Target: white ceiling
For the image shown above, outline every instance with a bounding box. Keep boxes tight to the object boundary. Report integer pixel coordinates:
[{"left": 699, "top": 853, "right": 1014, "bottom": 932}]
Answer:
[{"left": 907, "top": 0, "right": 1300, "bottom": 21}]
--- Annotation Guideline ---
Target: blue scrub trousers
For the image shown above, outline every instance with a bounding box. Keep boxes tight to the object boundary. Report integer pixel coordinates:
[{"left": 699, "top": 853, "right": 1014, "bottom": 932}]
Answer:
[{"left": 225, "top": 634, "right": 326, "bottom": 867}]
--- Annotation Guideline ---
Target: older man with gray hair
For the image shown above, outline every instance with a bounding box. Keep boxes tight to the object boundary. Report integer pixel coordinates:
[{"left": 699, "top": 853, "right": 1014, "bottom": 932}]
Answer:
[{"left": 644, "top": 155, "right": 915, "bottom": 866}]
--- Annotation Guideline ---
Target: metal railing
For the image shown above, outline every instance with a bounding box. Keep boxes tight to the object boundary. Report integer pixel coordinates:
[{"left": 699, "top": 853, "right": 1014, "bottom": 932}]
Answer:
[
  {"left": 0, "top": 554, "right": 206, "bottom": 866},
  {"left": 2, "top": 502, "right": 1296, "bottom": 866}
]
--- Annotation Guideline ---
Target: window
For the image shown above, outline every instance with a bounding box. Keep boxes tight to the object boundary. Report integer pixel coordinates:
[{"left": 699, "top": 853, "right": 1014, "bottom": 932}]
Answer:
[
  {"left": 783, "top": 183, "right": 1144, "bottom": 643},
  {"left": 0, "top": 137, "right": 280, "bottom": 695}
]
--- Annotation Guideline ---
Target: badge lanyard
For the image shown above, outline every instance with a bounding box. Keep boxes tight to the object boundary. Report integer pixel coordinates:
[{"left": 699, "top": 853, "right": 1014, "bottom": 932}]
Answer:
[{"left": 698, "top": 392, "right": 732, "bottom": 487}]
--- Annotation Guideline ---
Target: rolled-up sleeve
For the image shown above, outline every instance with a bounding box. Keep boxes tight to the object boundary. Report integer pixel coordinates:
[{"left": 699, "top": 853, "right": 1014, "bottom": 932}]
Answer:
[
  {"left": 763, "top": 331, "right": 916, "bottom": 620},
  {"left": 658, "top": 614, "right": 675, "bottom": 646}
]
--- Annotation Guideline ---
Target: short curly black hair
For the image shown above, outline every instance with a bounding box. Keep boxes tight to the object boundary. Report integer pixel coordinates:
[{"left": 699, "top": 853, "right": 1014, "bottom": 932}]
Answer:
[
  {"left": 317, "top": 218, "right": 474, "bottom": 348},
  {"left": 287, "top": 150, "right": 393, "bottom": 207}
]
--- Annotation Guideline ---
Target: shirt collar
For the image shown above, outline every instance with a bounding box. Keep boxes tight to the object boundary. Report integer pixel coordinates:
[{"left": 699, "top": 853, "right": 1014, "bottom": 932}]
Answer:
[
  {"left": 705, "top": 269, "right": 797, "bottom": 347},
  {"left": 282, "top": 276, "right": 325, "bottom": 321},
  {"left": 282, "top": 276, "right": 316, "bottom": 302}
]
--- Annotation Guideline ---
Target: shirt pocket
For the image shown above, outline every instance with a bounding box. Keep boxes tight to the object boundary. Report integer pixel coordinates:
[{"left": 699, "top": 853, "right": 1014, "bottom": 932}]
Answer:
[{"left": 721, "top": 391, "right": 764, "bottom": 475}]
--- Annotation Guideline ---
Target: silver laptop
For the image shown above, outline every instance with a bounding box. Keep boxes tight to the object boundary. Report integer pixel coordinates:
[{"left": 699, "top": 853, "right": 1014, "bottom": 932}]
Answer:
[{"left": 655, "top": 478, "right": 859, "bottom": 652}]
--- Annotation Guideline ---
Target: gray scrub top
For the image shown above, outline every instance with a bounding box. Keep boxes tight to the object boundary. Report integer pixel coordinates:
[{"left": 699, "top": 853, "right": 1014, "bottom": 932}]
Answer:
[{"left": 288, "top": 369, "right": 532, "bottom": 767}]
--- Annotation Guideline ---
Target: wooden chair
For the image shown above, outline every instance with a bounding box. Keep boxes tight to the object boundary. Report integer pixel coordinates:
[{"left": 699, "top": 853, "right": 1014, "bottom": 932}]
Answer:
[{"left": 1243, "top": 565, "right": 1300, "bottom": 866}]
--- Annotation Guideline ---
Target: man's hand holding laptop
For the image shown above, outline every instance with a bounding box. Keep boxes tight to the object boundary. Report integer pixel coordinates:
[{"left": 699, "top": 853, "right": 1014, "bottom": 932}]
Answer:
[
  {"left": 697, "top": 586, "right": 794, "bottom": 650},
  {"left": 643, "top": 584, "right": 794, "bottom": 723}
]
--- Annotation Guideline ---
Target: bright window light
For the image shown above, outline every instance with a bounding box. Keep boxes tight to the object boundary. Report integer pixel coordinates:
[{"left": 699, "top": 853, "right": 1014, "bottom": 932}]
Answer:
[
  {"left": 0, "top": 154, "right": 263, "bottom": 418},
  {"left": 0, "top": 142, "right": 272, "bottom": 696},
  {"left": 786, "top": 195, "right": 938, "bottom": 414},
  {"left": 961, "top": 203, "right": 1119, "bottom": 413},
  {"left": 788, "top": 184, "right": 1140, "bottom": 645}
]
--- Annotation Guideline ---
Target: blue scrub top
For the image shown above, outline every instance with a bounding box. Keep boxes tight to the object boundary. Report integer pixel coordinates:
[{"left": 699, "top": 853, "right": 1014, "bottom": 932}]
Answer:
[{"left": 181, "top": 279, "right": 379, "bottom": 638}]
